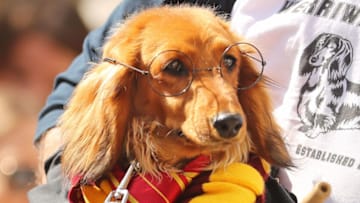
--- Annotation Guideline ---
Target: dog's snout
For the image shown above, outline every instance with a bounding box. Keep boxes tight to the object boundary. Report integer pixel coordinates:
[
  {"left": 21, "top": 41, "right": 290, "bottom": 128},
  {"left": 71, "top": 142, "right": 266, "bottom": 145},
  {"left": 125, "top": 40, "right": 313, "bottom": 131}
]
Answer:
[{"left": 213, "top": 113, "right": 242, "bottom": 138}]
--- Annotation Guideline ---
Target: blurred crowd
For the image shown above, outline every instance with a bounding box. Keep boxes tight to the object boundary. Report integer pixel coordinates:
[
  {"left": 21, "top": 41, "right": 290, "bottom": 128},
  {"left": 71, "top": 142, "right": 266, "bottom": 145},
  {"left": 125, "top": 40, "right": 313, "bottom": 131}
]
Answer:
[{"left": 0, "top": 0, "right": 107, "bottom": 202}]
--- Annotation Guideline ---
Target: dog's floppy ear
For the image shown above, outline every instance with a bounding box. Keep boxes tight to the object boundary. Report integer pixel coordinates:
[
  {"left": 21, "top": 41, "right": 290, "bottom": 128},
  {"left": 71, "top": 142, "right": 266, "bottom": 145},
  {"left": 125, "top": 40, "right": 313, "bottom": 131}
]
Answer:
[
  {"left": 60, "top": 21, "right": 144, "bottom": 182},
  {"left": 237, "top": 56, "right": 292, "bottom": 168},
  {"left": 331, "top": 37, "right": 353, "bottom": 69}
]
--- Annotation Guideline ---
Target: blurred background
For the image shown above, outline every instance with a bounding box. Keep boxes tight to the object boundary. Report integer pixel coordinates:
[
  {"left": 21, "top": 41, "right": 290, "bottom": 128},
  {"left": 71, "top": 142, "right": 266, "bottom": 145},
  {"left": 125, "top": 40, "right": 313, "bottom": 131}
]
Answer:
[{"left": 0, "top": 0, "right": 119, "bottom": 202}]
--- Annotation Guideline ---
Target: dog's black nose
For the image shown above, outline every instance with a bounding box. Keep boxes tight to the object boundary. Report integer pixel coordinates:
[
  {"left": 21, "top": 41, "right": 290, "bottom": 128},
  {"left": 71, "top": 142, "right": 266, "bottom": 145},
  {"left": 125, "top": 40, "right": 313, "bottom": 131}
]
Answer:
[{"left": 213, "top": 113, "right": 243, "bottom": 138}]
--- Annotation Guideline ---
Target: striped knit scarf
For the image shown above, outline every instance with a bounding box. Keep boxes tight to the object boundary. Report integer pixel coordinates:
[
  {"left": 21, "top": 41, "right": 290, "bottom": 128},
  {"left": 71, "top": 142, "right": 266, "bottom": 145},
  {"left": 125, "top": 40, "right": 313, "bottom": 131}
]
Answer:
[{"left": 68, "top": 155, "right": 269, "bottom": 203}]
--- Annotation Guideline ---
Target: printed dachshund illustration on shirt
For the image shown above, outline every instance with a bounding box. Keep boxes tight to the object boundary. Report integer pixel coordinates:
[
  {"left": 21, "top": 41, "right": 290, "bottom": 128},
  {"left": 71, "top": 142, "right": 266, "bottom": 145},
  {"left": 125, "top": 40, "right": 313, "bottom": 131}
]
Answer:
[{"left": 297, "top": 33, "right": 360, "bottom": 138}]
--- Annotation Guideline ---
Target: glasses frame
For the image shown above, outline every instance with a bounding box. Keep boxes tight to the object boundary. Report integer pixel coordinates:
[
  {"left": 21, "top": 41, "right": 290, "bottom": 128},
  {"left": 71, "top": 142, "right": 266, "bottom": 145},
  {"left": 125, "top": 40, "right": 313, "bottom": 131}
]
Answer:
[
  {"left": 220, "top": 42, "right": 266, "bottom": 90},
  {"left": 103, "top": 42, "right": 266, "bottom": 96},
  {"left": 147, "top": 49, "right": 195, "bottom": 97}
]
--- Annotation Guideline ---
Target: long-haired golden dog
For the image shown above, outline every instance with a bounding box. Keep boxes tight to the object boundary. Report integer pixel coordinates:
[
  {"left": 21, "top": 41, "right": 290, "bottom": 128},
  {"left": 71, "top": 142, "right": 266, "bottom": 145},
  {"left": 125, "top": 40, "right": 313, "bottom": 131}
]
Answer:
[{"left": 59, "top": 5, "right": 292, "bottom": 184}]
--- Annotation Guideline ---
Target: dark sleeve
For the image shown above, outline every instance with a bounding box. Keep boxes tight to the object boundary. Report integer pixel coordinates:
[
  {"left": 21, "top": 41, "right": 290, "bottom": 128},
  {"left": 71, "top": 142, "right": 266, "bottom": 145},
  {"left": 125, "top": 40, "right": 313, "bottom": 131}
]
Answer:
[
  {"left": 163, "top": 0, "right": 236, "bottom": 16},
  {"left": 34, "top": 0, "right": 165, "bottom": 143}
]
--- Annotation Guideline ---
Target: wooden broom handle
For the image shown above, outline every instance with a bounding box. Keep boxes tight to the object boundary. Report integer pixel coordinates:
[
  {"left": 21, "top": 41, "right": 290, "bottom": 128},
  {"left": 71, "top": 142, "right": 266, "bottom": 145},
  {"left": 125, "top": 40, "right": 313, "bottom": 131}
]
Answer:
[{"left": 301, "top": 182, "right": 331, "bottom": 203}]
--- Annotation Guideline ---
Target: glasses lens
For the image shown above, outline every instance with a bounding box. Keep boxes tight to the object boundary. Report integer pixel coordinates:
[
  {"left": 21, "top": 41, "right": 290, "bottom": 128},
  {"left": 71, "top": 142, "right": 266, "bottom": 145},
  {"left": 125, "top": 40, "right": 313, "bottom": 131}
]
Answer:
[
  {"left": 148, "top": 50, "right": 193, "bottom": 96},
  {"left": 220, "top": 42, "right": 265, "bottom": 90}
]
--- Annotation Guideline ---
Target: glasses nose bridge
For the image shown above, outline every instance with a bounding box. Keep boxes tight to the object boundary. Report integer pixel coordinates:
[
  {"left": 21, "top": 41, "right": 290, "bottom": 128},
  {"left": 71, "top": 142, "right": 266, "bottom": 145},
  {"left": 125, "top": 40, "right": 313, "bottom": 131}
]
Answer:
[
  {"left": 191, "top": 67, "right": 227, "bottom": 90},
  {"left": 193, "top": 54, "right": 222, "bottom": 76},
  {"left": 192, "top": 67, "right": 223, "bottom": 86}
]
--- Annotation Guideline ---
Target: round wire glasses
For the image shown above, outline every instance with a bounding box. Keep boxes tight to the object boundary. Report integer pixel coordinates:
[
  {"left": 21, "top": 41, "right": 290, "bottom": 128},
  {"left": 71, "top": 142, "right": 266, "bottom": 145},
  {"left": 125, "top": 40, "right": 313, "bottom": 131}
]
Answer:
[{"left": 103, "top": 42, "right": 266, "bottom": 97}]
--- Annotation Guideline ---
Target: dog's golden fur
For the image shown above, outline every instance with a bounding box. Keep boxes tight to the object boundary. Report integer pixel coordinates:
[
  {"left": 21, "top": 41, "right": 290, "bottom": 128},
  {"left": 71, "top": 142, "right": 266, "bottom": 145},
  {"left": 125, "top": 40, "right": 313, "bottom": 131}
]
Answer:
[{"left": 60, "top": 6, "right": 292, "bottom": 183}]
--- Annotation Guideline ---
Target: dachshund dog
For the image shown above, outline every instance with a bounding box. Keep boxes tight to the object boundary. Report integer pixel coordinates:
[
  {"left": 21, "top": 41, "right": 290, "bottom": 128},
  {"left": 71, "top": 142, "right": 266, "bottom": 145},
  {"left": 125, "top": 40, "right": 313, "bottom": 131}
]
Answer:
[
  {"left": 297, "top": 33, "right": 358, "bottom": 137},
  {"left": 59, "top": 5, "right": 291, "bottom": 190}
]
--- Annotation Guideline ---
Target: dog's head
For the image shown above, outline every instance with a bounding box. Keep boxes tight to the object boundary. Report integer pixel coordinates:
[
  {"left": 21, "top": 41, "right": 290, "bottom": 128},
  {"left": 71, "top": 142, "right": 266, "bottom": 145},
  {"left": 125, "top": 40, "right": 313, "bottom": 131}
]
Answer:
[
  {"left": 60, "top": 6, "right": 292, "bottom": 182},
  {"left": 300, "top": 33, "right": 353, "bottom": 77}
]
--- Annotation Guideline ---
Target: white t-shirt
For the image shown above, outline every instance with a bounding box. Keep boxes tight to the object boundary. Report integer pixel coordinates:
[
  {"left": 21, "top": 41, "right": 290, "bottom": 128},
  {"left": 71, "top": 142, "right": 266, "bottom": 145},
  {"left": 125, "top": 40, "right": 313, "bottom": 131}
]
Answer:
[{"left": 231, "top": 0, "right": 360, "bottom": 202}]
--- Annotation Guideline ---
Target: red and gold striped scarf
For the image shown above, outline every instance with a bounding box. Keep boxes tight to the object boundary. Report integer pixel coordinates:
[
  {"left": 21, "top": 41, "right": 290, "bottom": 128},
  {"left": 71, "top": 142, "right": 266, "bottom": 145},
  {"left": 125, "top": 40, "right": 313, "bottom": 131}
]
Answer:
[
  {"left": 68, "top": 155, "right": 269, "bottom": 203},
  {"left": 68, "top": 155, "right": 210, "bottom": 203}
]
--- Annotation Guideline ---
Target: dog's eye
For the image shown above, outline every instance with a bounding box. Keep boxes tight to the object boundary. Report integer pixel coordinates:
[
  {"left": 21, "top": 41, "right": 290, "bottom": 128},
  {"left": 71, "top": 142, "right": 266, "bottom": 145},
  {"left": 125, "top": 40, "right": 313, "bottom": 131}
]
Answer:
[
  {"left": 222, "top": 55, "right": 237, "bottom": 72},
  {"left": 162, "top": 59, "right": 188, "bottom": 76}
]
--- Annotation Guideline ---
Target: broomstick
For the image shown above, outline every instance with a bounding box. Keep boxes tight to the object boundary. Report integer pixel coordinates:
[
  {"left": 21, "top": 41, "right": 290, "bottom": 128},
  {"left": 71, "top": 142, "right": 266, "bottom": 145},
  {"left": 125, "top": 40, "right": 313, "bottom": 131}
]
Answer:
[{"left": 302, "top": 182, "right": 331, "bottom": 203}]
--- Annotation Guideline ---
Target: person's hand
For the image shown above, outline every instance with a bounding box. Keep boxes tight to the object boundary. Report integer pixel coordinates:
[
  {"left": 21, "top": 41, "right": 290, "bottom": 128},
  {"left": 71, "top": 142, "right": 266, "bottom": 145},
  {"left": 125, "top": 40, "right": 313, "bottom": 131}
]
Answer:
[
  {"left": 190, "top": 162, "right": 265, "bottom": 203},
  {"left": 36, "top": 127, "right": 63, "bottom": 184}
]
